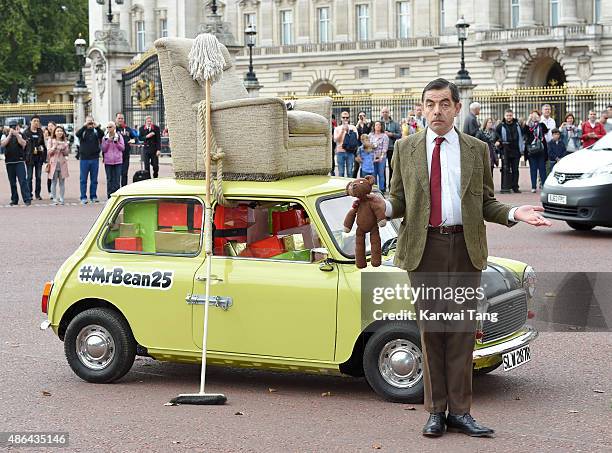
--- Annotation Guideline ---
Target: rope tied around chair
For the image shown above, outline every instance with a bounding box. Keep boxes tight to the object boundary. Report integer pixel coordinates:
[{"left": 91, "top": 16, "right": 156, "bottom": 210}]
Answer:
[{"left": 197, "top": 100, "right": 236, "bottom": 207}]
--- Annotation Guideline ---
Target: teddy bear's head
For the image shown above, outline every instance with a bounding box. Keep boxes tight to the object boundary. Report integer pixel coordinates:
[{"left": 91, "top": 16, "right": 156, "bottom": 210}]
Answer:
[{"left": 346, "top": 175, "right": 375, "bottom": 199}]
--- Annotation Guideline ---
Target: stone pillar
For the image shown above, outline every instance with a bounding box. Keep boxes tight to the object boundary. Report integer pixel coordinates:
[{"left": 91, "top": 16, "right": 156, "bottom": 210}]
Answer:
[
  {"left": 455, "top": 78, "right": 477, "bottom": 131},
  {"left": 144, "top": 3, "right": 156, "bottom": 49},
  {"left": 413, "top": 0, "right": 431, "bottom": 37},
  {"left": 518, "top": 0, "right": 537, "bottom": 27},
  {"left": 260, "top": 0, "right": 274, "bottom": 46},
  {"left": 335, "top": 0, "right": 349, "bottom": 41},
  {"left": 473, "top": 0, "right": 501, "bottom": 31},
  {"left": 296, "top": 0, "right": 310, "bottom": 44},
  {"left": 558, "top": 0, "right": 579, "bottom": 25},
  {"left": 72, "top": 86, "right": 89, "bottom": 129},
  {"left": 600, "top": 0, "right": 612, "bottom": 24}
]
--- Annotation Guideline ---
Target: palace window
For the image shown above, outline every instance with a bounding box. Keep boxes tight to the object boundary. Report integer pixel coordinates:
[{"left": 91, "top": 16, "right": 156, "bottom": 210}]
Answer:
[
  {"left": 397, "top": 1, "right": 410, "bottom": 39},
  {"left": 281, "top": 10, "right": 293, "bottom": 45},
  {"left": 357, "top": 68, "right": 369, "bottom": 79},
  {"left": 356, "top": 4, "right": 369, "bottom": 41},
  {"left": 160, "top": 18, "right": 168, "bottom": 38},
  {"left": 136, "top": 20, "right": 146, "bottom": 52},
  {"left": 511, "top": 0, "right": 520, "bottom": 28},
  {"left": 281, "top": 71, "right": 292, "bottom": 82},
  {"left": 550, "top": 0, "right": 559, "bottom": 26},
  {"left": 318, "top": 7, "right": 331, "bottom": 43}
]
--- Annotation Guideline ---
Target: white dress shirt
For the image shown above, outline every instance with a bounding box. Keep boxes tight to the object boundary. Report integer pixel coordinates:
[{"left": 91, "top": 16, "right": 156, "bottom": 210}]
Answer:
[
  {"left": 541, "top": 116, "right": 556, "bottom": 143},
  {"left": 384, "top": 128, "right": 517, "bottom": 222}
]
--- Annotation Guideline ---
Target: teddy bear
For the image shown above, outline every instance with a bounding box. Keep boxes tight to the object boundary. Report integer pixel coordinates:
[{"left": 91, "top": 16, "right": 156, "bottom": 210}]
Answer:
[{"left": 343, "top": 175, "right": 387, "bottom": 269}]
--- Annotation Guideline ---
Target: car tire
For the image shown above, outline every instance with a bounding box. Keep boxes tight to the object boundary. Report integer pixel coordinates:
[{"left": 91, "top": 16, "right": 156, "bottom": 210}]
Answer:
[
  {"left": 566, "top": 221, "right": 595, "bottom": 231},
  {"left": 64, "top": 308, "right": 136, "bottom": 383},
  {"left": 473, "top": 361, "right": 502, "bottom": 376},
  {"left": 363, "top": 322, "right": 424, "bottom": 403}
]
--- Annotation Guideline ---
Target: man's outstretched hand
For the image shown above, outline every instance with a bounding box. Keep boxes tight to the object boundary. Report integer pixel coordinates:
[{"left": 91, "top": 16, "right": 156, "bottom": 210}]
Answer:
[{"left": 514, "top": 205, "right": 552, "bottom": 227}]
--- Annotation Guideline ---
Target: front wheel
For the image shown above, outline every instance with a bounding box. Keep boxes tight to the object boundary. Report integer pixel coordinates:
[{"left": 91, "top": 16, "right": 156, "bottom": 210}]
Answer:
[
  {"left": 64, "top": 308, "right": 136, "bottom": 383},
  {"left": 363, "top": 322, "right": 424, "bottom": 403},
  {"left": 566, "top": 221, "right": 595, "bottom": 231}
]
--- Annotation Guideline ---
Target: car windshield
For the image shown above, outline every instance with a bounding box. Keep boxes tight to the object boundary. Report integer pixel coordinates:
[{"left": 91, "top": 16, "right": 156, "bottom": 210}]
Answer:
[
  {"left": 590, "top": 131, "right": 612, "bottom": 151},
  {"left": 318, "top": 193, "right": 398, "bottom": 258}
]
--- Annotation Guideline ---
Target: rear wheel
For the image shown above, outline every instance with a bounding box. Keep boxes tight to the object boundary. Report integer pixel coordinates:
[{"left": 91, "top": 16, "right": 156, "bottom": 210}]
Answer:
[
  {"left": 363, "top": 322, "right": 424, "bottom": 403},
  {"left": 566, "top": 221, "right": 595, "bottom": 231},
  {"left": 64, "top": 308, "right": 136, "bottom": 383}
]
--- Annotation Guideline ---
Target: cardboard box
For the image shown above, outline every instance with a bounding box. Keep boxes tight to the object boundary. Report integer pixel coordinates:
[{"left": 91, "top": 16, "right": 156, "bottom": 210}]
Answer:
[
  {"left": 155, "top": 230, "right": 201, "bottom": 254},
  {"left": 280, "top": 234, "right": 305, "bottom": 251},
  {"left": 158, "top": 202, "right": 188, "bottom": 227},
  {"left": 277, "top": 225, "right": 317, "bottom": 249},
  {"left": 272, "top": 209, "right": 308, "bottom": 233},
  {"left": 240, "top": 236, "right": 285, "bottom": 259},
  {"left": 115, "top": 237, "right": 143, "bottom": 252},
  {"left": 247, "top": 207, "right": 271, "bottom": 244},
  {"left": 119, "top": 223, "right": 139, "bottom": 237},
  {"left": 224, "top": 240, "right": 247, "bottom": 257},
  {"left": 215, "top": 205, "right": 250, "bottom": 230},
  {"left": 124, "top": 200, "right": 158, "bottom": 253}
]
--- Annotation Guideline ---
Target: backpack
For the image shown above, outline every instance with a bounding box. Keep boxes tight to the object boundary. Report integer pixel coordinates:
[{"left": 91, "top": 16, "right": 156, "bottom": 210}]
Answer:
[{"left": 342, "top": 130, "right": 359, "bottom": 153}]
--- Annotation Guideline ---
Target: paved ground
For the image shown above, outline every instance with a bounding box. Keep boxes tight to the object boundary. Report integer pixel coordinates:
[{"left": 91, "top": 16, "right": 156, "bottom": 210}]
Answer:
[{"left": 1, "top": 157, "right": 611, "bottom": 452}]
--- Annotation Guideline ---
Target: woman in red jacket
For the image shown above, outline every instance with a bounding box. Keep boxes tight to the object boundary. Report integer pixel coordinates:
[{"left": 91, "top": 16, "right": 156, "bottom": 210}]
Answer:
[{"left": 581, "top": 110, "right": 606, "bottom": 148}]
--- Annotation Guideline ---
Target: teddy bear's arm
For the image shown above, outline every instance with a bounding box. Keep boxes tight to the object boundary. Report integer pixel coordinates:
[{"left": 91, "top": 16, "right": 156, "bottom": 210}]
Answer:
[{"left": 343, "top": 208, "right": 357, "bottom": 233}]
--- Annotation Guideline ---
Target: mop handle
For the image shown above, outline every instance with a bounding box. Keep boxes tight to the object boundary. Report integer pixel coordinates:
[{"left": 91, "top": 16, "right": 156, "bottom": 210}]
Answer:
[{"left": 199, "top": 78, "right": 213, "bottom": 395}]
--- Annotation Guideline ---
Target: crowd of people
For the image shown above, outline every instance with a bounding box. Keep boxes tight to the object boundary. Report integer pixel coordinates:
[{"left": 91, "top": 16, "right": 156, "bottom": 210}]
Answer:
[
  {"left": 1, "top": 114, "right": 162, "bottom": 206},
  {"left": 330, "top": 103, "right": 612, "bottom": 194}
]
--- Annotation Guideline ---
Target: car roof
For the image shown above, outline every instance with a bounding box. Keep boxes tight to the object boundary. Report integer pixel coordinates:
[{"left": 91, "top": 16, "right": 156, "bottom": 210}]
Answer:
[{"left": 114, "top": 175, "right": 351, "bottom": 198}]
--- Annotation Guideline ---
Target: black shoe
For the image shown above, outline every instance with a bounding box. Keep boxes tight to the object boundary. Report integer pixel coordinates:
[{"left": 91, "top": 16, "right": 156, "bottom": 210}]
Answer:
[
  {"left": 422, "top": 412, "right": 446, "bottom": 437},
  {"left": 446, "top": 413, "right": 495, "bottom": 438},
  {"left": 25, "top": 201, "right": 31, "bottom": 206},
  {"left": 36, "top": 196, "right": 42, "bottom": 200},
  {"left": 512, "top": 189, "right": 522, "bottom": 193},
  {"left": 9, "top": 202, "right": 17, "bottom": 206}
]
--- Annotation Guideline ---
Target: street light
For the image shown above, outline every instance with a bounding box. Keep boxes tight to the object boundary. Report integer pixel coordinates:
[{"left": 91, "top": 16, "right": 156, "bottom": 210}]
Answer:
[
  {"left": 244, "top": 24, "right": 258, "bottom": 83},
  {"left": 96, "top": 0, "right": 124, "bottom": 24},
  {"left": 455, "top": 15, "right": 471, "bottom": 80},
  {"left": 74, "top": 34, "right": 87, "bottom": 88}
]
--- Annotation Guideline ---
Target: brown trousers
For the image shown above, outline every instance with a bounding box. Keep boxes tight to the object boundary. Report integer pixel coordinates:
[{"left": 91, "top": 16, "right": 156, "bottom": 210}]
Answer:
[{"left": 409, "top": 230, "right": 481, "bottom": 414}]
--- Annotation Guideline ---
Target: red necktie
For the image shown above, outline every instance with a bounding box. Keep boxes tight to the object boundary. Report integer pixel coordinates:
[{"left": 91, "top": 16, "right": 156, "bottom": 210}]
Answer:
[{"left": 429, "top": 136, "right": 445, "bottom": 227}]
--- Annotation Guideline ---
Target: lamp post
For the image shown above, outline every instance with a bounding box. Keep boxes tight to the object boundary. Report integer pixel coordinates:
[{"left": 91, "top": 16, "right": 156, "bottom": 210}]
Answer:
[
  {"left": 96, "top": 0, "right": 124, "bottom": 24},
  {"left": 455, "top": 15, "right": 470, "bottom": 81},
  {"left": 74, "top": 35, "right": 87, "bottom": 88},
  {"left": 244, "top": 24, "right": 258, "bottom": 83}
]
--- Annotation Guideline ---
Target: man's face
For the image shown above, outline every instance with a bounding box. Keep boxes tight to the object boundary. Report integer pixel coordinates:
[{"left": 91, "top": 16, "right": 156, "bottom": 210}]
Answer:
[
  {"left": 116, "top": 114, "right": 125, "bottom": 126},
  {"left": 340, "top": 112, "right": 349, "bottom": 124},
  {"left": 589, "top": 111, "right": 597, "bottom": 121},
  {"left": 381, "top": 108, "right": 390, "bottom": 120},
  {"left": 145, "top": 118, "right": 153, "bottom": 128},
  {"left": 415, "top": 105, "right": 423, "bottom": 116},
  {"left": 473, "top": 106, "right": 481, "bottom": 115},
  {"left": 358, "top": 113, "right": 366, "bottom": 122},
  {"left": 542, "top": 106, "right": 551, "bottom": 117},
  {"left": 423, "top": 88, "right": 461, "bottom": 135},
  {"left": 31, "top": 118, "right": 40, "bottom": 129},
  {"left": 504, "top": 111, "right": 514, "bottom": 123},
  {"left": 86, "top": 116, "right": 94, "bottom": 127}
]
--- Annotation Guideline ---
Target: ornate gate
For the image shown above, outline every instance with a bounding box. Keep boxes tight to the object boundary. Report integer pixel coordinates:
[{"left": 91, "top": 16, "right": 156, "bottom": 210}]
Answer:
[{"left": 121, "top": 50, "right": 165, "bottom": 132}]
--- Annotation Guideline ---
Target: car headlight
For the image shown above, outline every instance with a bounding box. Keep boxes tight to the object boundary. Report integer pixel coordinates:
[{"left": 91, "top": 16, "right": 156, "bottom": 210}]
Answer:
[
  {"left": 522, "top": 265, "right": 536, "bottom": 298},
  {"left": 582, "top": 163, "right": 612, "bottom": 178}
]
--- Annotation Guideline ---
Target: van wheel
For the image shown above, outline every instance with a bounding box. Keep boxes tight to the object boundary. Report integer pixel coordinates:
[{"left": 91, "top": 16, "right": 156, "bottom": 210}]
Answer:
[
  {"left": 567, "top": 221, "right": 595, "bottom": 231},
  {"left": 363, "top": 322, "right": 424, "bottom": 403},
  {"left": 64, "top": 308, "right": 136, "bottom": 383}
]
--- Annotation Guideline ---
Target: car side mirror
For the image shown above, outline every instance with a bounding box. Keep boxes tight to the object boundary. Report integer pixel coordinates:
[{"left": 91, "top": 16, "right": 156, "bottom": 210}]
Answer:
[{"left": 310, "top": 247, "right": 329, "bottom": 263}]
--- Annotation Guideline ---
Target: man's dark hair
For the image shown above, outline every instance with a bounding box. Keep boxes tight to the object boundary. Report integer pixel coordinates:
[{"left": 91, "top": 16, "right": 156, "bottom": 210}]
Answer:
[
  {"left": 31, "top": 115, "right": 40, "bottom": 121},
  {"left": 421, "top": 78, "right": 460, "bottom": 104},
  {"left": 551, "top": 128, "right": 560, "bottom": 134},
  {"left": 505, "top": 109, "right": 514, "bottom": 114}
]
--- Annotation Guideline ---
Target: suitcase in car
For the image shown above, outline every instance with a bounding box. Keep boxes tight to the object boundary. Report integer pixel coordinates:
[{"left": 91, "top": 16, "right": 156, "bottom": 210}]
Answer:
[{"left": 132, "top": 147, "right": 151, "bottom": 183}]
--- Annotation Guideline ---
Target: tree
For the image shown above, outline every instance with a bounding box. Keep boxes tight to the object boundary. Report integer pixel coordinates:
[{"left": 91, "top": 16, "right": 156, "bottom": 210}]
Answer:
[{"left": 0, "top": 0, "right": 88, "bottom": 102}]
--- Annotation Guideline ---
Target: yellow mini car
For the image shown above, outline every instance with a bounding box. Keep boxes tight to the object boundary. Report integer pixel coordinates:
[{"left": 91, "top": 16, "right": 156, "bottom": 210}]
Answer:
[{"left": 40, "top": 176, "right": 538, "bottom": 403}]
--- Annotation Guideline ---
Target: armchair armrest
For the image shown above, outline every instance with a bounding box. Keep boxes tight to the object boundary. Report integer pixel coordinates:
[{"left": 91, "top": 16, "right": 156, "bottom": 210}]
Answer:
[{"left": 292, "top": 97, "right": 332, "bottom": 121}]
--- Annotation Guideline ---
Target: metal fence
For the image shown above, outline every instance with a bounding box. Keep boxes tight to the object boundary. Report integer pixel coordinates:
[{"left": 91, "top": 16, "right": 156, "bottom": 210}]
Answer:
[{"left": 285, "top": 86, "right": 612, "bottom": 126}]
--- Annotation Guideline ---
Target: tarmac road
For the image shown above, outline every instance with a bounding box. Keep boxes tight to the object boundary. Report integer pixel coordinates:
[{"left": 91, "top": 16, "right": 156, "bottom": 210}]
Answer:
[{"left": 1, "top": 158, "right": 611, "bottom": 452}]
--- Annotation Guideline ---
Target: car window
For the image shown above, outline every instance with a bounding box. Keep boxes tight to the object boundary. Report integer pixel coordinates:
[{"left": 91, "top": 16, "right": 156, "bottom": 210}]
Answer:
[
  {"left": 101, "top": 198, "right": 203, "bottom": 256},
  {"left": 214, "top": 200, "right": 321, "bottom": 262},
  {"left": 318, "top": 193, "right": 397, "bottom": 258}
]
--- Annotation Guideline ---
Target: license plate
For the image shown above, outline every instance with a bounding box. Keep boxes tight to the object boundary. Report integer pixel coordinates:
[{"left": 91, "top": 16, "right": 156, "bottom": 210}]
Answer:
[
  {"left": 502, "top": 345, "right": 531, "bottom": 372},
  {"left": 547, "top": 194, "right": 567, "bottom": 205}
]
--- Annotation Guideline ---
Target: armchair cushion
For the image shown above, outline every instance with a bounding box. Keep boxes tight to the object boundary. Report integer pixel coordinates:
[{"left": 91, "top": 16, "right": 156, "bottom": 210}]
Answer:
[{"left": 287, "top": 110, "right": 328, "bottom": 135}]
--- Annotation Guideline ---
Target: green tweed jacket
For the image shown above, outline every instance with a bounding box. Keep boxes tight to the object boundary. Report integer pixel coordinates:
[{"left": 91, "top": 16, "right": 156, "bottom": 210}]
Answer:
[{"left": 388, "top": 128, "right": 514, "bottom": 271}]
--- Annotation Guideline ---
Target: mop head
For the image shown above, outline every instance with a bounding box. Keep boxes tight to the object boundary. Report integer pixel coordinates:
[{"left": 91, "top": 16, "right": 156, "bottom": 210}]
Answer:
[
  {"left": 170, "top": 393, "right": 227, "bottom": 405},
  {"left": 188, "top": 33, "right": 225, "bottom": 85}
]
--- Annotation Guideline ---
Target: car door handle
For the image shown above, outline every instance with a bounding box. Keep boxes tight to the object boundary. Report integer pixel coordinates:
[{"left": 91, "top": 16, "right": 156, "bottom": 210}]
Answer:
[
  {"left": 186, "top": 294, "right": 233, "bottom": 310},
  {"left": 196, "top": 275, "right": 223, "bottom": 282}
]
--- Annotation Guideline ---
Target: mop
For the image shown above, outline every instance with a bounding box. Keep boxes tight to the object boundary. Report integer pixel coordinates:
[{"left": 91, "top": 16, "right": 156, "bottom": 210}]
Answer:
[{"left": 170, "top": 33, "right": 227, "bottom": 405}]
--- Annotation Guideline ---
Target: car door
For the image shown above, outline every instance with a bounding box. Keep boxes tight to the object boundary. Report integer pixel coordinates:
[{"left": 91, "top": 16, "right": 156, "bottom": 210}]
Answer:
[{"left": 191, "top": 198, "right": 338, "bottom": 361}]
